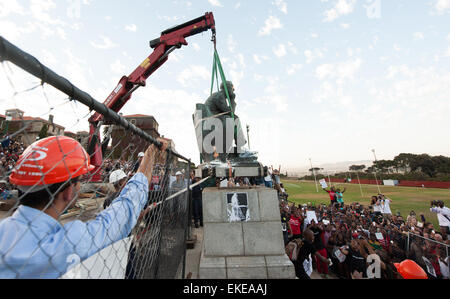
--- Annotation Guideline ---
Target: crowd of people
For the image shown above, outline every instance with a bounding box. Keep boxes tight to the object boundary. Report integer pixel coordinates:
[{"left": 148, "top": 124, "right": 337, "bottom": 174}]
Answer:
[
  {"left": 2, "top": 134, "right": 449, "bottom": 280},
  {"left": 278, "top": 184, "right": 450, "bottom": 280},
  {"left": 0, "top": 136, "right": 24, "bottom": 180},
  {"left": 0, "top": 137, "right": 25, "bottom": 201}
]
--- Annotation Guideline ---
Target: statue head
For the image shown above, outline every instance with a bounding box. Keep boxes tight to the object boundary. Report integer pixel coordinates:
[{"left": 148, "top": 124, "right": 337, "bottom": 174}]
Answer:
[{"left": 220, "top": 81, "right": 235, "bottom": 100}]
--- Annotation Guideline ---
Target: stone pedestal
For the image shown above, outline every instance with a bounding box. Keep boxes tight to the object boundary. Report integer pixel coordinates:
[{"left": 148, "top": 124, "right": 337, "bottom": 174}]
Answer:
[{"left": 199, "top": 187, "right": 296, "bottom": 279}]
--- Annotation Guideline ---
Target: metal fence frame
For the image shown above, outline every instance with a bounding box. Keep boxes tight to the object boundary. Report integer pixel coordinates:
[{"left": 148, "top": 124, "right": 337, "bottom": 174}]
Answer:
[{"left": 0, "top": 35, "right": 197, "bottom": 279}]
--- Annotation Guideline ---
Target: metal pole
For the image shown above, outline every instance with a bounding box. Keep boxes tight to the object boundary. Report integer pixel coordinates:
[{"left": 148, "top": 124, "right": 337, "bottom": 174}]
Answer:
[
  {"left": 357, "top": 171, "right": 364, "bottom": 197},
  {"left": 246, "top": 124, "right": 250, "bottom": 150},
  {"left": 447, "top": 245, "right": 449, "bottom": 279},
  {"left": 372, "top": 149, "right": 382, "bottom": 194},
  {"left": 325, "top": 170, "right": 332, "bottom": 189},
  {"left": 182, "top": 162, "right": 192, "bottom": 279},
  {"left": 406, "top": 232, "right": 410, "bottom": 254},
  {"left": 309, "top": 158, "right": 319, "bottom": 193}
]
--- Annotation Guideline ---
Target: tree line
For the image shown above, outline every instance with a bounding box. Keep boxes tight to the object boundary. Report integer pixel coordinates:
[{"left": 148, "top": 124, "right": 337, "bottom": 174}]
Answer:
[{"left": 301, "top": 153, "right": 450, "bottom": 182}]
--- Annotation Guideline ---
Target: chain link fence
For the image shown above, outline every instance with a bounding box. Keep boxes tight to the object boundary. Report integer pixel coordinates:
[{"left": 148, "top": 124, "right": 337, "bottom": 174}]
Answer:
[
  {"left": 406, "top": 232, "right": 449, "bottom": 279},
  {"left": 0, "top": 36, "right": 196, "bottom": 279}
]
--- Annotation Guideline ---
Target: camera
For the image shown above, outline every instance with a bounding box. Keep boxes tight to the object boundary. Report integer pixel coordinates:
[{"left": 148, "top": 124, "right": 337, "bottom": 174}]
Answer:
[{"left": 431, "top": 200, "right": 443, "bottom": 207}]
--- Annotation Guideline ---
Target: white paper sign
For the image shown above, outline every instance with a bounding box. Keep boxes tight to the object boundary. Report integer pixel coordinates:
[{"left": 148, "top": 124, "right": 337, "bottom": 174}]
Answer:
[
  {"left": 323, "top": 219, "right": 330, "bottom": 225},
  {"left": 319, "top": 179, "right": 328, "bottom": 189},
  {"left": 422, "top": 257, "right": 436, "bottom": 278},
  {"left": 334, "top": 248, "right": 346, "bottom": 263},
  {"left": 306, "top": 211, "right": 318, "bottom": 225},
  {"left": 375, "top": 233, "right": 384, "bottom": 240},
  {"left": 303, "top": 255, "right": 313, "bottom": 277}
]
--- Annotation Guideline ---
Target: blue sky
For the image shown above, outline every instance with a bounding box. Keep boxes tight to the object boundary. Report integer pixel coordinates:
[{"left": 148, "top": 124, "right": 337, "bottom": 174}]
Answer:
[{"left": 1, "top": 0, "right": 450, "bottom": 172}]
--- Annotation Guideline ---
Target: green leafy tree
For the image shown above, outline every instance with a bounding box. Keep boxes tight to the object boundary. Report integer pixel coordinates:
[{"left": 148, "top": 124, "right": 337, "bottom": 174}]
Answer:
[
  {"left": 349, "top": 165, "right": 366, "bottom": 172},
  {"left": 38, "top": 123, "right": 48, "bottom": 140}
]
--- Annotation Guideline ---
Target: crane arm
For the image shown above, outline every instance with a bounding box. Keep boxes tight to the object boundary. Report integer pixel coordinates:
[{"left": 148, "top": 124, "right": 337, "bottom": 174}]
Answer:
[{"left": 89, "top": 12, "right": 216, "bottom": 124}]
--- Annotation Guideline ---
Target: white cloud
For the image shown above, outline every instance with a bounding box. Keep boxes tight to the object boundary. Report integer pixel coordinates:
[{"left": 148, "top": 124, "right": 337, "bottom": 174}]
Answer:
[
  {"left": 304, "top": 49, "right": 325, "bottom": 64},
  {"left": 445, "top": 46, "right": 450, "bottom": 57},
  {"left": 0, "top": 0, "right": 24, "bottom": 17},
  {"left": 110, "top": 60, "right": 127, "bottom": 74},
  {"left": 253, "top": 54, "right": 269, "bottom": 64},
  {"left": 177, "top": 65, "right": 210, "bottom": 87},
  {"left": 435, "top": 0, "right": 450, "bottom": 13},
  {"left": 192, "top": 43, "right": 201, "bottom": 51},
  {"left": 287, "top": 42, "right": 299, "bottom": 55},
  {"left": 227, "top": 34, "right": 237, "bottom": 53},
  {"left": 157, "top": 15, "right": 180, "bottom": 22},
  {"left": 125, "top": 24, "right": 138, "bottom": 32},
  {"left": 287, "top": 64, "right": 302, "bottom": 75},
  {"left": 258, "top": 16, "right": 283, "bottom": 36},
  {"left": 273, "top": 44, "right": 287, "bottom": 58},
  {"left": 413, "top": 32, "right": 424, "bottom": 40},
  {"left": 323, "top": 0, "right": 357, "bottom": 22},
  {"left": 273, "top": 0, "right": 288, "bottom": 14},
  {"left": 251, "top": 77, "right": 288, "bottom": 112},
  {"left": 236, "top": 54, "right": 246, "bottom": 68},
  {"left": 315, "top": 58, "right": 362, "bottom": 81},
  {"left": 377, "top": 65, "right": 450, "bottom": 121},
  {"left": 208, "top": 0, "right": 223, "bottom": 7},
  {"left": 90, "top": 35, "right": 118, "bottom": 50},
  {"left": 0, "top": 20, "right": 35, "bottom": 43}
]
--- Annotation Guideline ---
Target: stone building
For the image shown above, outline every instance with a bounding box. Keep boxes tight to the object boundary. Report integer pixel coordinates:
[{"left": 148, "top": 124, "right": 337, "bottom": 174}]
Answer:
[
  {"left": 1, "top": 109, "right": 65, "bottom": 146},
  {"left": 76, "top": 131, "right": 90, "bottom": 150},
  {"left": 110, "top": 114, "right": 160, "bottom": 161}
]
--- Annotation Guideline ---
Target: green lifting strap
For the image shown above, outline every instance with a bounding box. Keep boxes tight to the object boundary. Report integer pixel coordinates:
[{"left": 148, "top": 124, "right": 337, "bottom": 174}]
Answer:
[{"left": 210, "top": 49, "right": 243, "bottom": 140}]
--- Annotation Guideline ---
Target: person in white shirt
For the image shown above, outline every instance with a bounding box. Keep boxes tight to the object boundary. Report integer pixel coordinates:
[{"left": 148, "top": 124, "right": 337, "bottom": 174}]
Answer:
[
  {"left": 371, "top": 196, "right": 383, "bottom": 217},
  {"left": 263, "top": 166, "right": 273, "bottom": 188},
  {"left": 380, "top": 195, "right": 392, "bottom": 218},
  {"left": 430, "top": 200, "right": 450, "bottom": 240}
]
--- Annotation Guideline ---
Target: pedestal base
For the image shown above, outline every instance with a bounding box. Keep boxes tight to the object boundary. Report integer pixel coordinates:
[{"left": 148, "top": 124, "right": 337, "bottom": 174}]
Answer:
[{"left": 198, "top": 187, "right": 296, "bottom": 279}]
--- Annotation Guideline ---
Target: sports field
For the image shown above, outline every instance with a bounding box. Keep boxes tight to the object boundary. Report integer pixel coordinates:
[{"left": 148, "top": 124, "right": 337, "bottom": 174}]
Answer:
[{"left": 282, "top": 180, "right": 450, "bottom": 228}]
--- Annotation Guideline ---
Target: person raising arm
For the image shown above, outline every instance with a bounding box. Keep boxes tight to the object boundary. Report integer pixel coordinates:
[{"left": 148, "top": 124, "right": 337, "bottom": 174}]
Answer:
[{"left": 0, "top": 136, "right": 168, "bottom": 279}]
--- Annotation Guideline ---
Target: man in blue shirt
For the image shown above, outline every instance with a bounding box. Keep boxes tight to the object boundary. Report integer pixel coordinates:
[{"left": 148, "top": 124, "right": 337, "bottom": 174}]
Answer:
[{"left": 0, "top": 136, "right": 168, "bottom": 279}]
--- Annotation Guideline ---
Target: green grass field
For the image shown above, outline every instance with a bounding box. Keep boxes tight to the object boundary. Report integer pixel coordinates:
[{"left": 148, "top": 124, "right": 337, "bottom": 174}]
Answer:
[{"left": 282, "top": 180, "right": 450, "bottom": 228}]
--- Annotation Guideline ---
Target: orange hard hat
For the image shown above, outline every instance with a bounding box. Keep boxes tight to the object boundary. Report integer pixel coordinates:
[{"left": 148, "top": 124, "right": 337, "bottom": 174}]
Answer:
[
  {"left": 10, "top": 136, "right": 95, "bottom": 187},
  {"left": 394, "top": 260, "right": 428, "bottom": 279}
]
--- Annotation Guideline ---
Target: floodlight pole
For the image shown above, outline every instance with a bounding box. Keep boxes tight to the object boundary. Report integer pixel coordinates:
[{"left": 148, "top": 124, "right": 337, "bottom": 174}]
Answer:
[
  {"left": 356, "top": 171, "right": 364, "bottom": 197},
  {"left": 326, "top": 170, "right": 332, "bottom": 187},
  {"left": 246, "top": 124, "right": 250, "bottom": 150},
  {"left": 309, "top": 158, "right": 319, "bottom": 193},
  {"left": 372, "top": 149, "right": 382, "bottom": 194}
]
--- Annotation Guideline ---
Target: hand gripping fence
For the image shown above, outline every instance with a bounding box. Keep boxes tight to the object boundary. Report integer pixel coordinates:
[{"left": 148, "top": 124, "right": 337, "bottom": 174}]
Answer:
[{"left": 0, "top": 35, "right": 199, "bottom": 279}]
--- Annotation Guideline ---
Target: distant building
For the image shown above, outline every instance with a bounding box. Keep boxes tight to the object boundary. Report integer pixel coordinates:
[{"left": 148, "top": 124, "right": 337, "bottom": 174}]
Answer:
[
  {"left": 64, "top": 131, "right": 77, "bottom": 139},
  {"left": 2, "top": 109, "right": 65, "bottom": 146},
  {"left": 76, "top": 131, "right": 90, "bottom": 150},
  {"left": 111, "top": 114, "right": 160, "bottom": 161},
  {"left": 0, "top": 114, "right": 5, "bottom": 135}
]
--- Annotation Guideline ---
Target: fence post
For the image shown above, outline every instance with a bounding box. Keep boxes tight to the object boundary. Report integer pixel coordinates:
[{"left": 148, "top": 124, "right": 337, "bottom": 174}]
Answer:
[
  {"left": 182, "top": 161, "right": 192, "bottom": 279},
  {"left": 406, "top": 232, "right": 410, "bottom": 253},
  {"left": 447, "top": 245, "right": 449, "bottom": 279}
]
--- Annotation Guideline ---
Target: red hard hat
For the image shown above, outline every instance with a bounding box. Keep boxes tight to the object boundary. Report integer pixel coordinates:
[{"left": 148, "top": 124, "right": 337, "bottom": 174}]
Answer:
[
  {"left": 10, "top": 136, "right": 95, "bottom": 187},
  {"left": 394, "top": 260, "right": 428, "bottom": 279}
]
